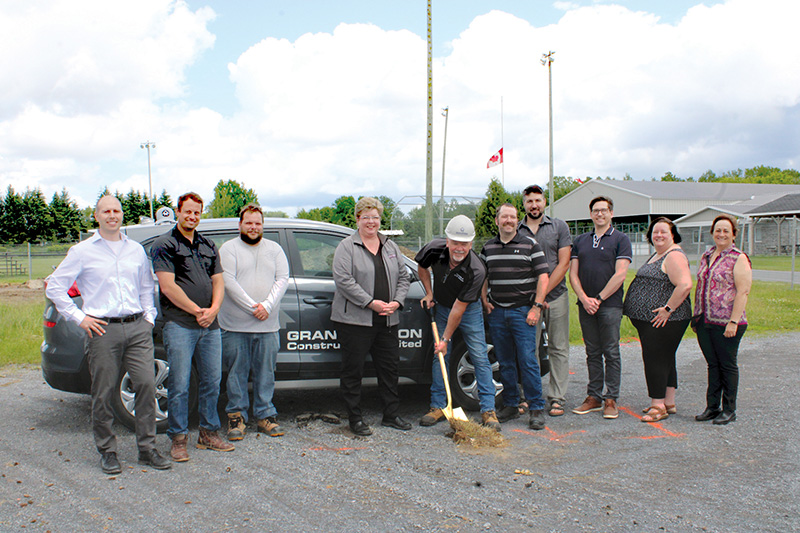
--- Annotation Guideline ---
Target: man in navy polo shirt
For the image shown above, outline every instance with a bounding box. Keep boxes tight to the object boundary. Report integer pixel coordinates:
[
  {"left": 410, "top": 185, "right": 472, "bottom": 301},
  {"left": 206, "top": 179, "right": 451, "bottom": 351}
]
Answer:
[
  {"left": 415, "top": 215, "right": 500, "bottom": 431},
  {"left": 569, "top": 196, "right": 632, "bottom": 420}
]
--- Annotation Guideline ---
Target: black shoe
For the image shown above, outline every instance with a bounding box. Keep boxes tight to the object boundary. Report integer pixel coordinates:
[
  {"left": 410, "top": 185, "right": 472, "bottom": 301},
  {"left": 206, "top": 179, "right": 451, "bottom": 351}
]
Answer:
[
  {"left": 695, "top": 408, "right": 722, "bottom": 421},
  {"left": 381, "top": 416, "right": 412, "bottom": 431},
  {"left": 529, "top": 409, "right": 545, "bottom": 430},
  {"left": 100, "top": 452, "right": 121, "bottom": 475},
  {"left": 496, "top": 405, "right": 520, "bottom": 422},
  {"left": 349, "top": 420, "right": 373, "bottom": 436},
  {"left": 712, "top": 411, "right": 736, "bottom": 425},
  {"left": 138, "top": 449, "right": 172, "bottom": 470}
]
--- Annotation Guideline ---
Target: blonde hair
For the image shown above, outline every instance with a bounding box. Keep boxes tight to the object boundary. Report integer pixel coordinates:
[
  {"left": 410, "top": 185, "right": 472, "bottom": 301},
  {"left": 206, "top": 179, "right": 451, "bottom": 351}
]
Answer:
[{"left": 355, "top": 197, "right": 384, "bottom": 219}]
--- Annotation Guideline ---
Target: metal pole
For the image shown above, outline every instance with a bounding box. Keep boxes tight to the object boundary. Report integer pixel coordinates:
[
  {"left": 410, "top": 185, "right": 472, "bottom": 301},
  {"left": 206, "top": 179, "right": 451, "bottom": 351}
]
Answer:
[
  {"left": 792, "top": 216, "right": 797, "bottom": 289},
  {"left": 140, "top": 141, "right": 156, "bottom": 219},
  {"left": 27, "top": 242, "right": 32, "bottom": 282},
  {"left": 541, "top": 51, "right": 555, "bottom": 217},
  {"left": 440, "top": 106, "right": 449, "bottom": 236},
  {"left": 500, "top": 96, "right": 504, "bottom": 186},
  {"left": 424, "top": 0, "right": 434, "bottom": 242}
]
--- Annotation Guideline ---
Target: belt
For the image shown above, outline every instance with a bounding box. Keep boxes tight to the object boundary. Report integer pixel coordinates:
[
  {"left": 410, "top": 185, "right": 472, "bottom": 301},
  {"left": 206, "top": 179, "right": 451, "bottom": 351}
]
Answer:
[{"left": 96, "top": 312, "right": 144, "bottom": 323}]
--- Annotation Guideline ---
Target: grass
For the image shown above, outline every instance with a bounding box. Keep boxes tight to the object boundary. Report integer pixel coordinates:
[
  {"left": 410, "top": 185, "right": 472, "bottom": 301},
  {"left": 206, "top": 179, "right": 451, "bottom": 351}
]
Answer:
[
  {"left": 0, "top": 253, "right": 67, "bottom": 283},
  {"left": 749, "top": 255, "right": 800, "bottom": 272},
  {"left": 0, "top": 299, "right": 43, "bottom": 366}
]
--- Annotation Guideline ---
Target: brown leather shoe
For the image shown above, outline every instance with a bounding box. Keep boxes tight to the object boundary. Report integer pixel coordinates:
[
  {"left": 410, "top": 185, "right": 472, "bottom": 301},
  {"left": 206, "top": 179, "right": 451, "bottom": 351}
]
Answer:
[
  {"left": 196, "top": 428, "right": 235, "bottom": 452},
  {"left": 603, "top": 398, "right": 619, "bottom": 419},
  {"left": 419, "top": 408, "right": 445, "bottom": 427},
  {"left": 572, "top": 396, "right": 603, "bottom": 414},
  {"left": 170, "top": 434, "right": 189, "bottom": 462},
  {"left": 257, "top": 417, "right": 285, "bottom": 437},
  {"left": 227, "top": 412, "right": 246, "bottom": 441},
  {"left": 481, "top": 410, "right": 501, "bottom": 432}
]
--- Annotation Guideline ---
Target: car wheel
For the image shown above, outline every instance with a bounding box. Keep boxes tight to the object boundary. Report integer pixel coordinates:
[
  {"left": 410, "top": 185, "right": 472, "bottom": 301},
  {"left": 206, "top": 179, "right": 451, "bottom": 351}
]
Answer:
[
  {"left": 111, "top": 358, "right": 198, "bottom": 434},
  {"left": 449, "top": 341, "right": 503, "bottom": 411}
]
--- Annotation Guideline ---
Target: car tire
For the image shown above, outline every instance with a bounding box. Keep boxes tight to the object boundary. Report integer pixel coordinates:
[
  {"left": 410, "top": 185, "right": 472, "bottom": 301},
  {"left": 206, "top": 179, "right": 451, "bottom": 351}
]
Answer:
[
  {"left": 111, "top": 358, "right": 198, "bottom": 434},
  {"left": 449, "top": 340, "right": 503, "bottom": 411}
]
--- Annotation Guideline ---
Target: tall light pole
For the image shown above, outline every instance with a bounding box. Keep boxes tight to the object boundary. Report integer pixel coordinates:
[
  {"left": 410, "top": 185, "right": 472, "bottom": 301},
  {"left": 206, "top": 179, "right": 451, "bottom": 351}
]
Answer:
[
  {"left": 425, "top": 0, "right": 434, "bottom": 242},
  {"left": 439, "top": 106, "right": 449, "bottom": 236},
  {"left": 140, "top": 141, "right": 156, "bottom": 219},
  {"left": 541, "top": 51, "right": 555, "bottom": 217}
]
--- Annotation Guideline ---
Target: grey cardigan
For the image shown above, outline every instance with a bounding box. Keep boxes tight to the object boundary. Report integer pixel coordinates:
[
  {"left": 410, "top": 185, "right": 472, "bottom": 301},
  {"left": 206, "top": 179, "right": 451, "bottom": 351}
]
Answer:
[{"left": 331, "top": 231, "right": 410, "bottom": 327}]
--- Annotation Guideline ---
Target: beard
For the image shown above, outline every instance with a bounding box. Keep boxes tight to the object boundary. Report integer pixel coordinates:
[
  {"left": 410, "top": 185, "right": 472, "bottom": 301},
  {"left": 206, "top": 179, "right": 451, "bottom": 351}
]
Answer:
[
  {"left": 240, "top": 232, "right": 262, "bottom": 245},
  {"left": 526, "top": 210, "right": 543, "bottom": 221}
]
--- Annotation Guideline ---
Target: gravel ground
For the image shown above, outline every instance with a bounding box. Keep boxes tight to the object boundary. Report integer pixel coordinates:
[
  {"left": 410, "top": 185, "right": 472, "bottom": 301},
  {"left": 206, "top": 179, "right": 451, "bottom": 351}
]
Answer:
[{"left": 1, "top": 332, "right": 798, "bottom": 532}]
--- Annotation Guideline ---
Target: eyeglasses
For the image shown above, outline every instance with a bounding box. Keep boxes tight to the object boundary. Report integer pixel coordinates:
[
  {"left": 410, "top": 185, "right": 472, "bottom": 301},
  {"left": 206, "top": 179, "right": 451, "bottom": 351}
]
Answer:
[
  {"left": 359, "top": 216, "right": 381, "bottom": 221},
  {"left": 591, "top": 208, "right": 610, "bottom": 215}
]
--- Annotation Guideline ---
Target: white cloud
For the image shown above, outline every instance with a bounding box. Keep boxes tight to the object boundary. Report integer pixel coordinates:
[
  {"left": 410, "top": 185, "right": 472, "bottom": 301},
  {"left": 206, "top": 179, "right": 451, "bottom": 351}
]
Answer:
[{"left": 1, "top": 0, "right": 799, "bottom": 215}]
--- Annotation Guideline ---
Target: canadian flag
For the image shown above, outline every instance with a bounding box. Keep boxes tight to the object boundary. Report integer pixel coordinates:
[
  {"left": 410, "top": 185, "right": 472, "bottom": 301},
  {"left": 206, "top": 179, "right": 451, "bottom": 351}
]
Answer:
[{"left": 487, "top": 148, "right": 503, "bottom": 168}]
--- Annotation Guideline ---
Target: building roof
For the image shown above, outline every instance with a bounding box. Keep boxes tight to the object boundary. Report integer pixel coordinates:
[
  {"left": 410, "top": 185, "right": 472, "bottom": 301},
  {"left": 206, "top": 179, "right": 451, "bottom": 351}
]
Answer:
[
  {"left": 745, "top": 193, "right": 800, "bottom": 216},
  {"left": 587, "top": 180, "right": 799, "bottom": 200}
]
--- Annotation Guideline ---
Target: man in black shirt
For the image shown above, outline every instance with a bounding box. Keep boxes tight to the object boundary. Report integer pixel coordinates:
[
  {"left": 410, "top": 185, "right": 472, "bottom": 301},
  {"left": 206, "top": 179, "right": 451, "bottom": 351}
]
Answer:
[
  {"left": 151, "top": 192, "right": 233, "bottom": 461},
  {"left": 415, "top": 215, "right": 500, "bottom": 431}
]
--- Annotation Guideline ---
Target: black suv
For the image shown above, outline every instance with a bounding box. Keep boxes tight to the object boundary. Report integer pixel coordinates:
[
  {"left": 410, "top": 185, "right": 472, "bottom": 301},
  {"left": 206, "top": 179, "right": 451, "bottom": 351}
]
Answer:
[{"left": 41, "top": 217, "right": 501, "bottom": 431}]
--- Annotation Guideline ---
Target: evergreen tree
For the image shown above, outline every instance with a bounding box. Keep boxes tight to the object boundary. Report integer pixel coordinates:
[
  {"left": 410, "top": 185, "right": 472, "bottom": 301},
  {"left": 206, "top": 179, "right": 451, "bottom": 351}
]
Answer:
[
  {"left": 49, "top": 188, "right": 87, "bottom": 242},
  {"left": 207, "top": 180, "right": 259, "bottom": 218},
  {"left": 475, "top": 179, "right": 511, "bottom": 237},
  {"left": 22, "top": 188, "right": 53, "bottom": 243}
]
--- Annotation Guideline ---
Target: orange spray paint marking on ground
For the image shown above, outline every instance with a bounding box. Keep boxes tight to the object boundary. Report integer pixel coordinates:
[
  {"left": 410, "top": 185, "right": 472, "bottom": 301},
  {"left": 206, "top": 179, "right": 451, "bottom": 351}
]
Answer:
[
  {"left": 308, "top": 446, "right": 367, "bottom": 452},
  {"left": 618, "top": 406, "right": 686, "bottom": 438},
  {"left": 512, "top": 427, "right": 586, "bottom": 441}
]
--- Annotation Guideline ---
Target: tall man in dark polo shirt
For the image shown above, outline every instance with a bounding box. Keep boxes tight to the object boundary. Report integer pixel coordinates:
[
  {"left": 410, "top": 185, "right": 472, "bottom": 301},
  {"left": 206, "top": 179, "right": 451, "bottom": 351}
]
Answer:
[
  {"left": 46, "top": 196, "right": 171, "bottom": 474},
  {"left": 415, "top": 215, "right": 500, "bottom": 431},
  {"left": 151, "top": 192, "right": 234, "bottom": 461},
  {"left": 569, "top": 195, "right": 632, "bottom": 420},
  {"left": 518, "top": 184, "right": 573, "bottom": 417},
  {"left": 480, "top": 203, "right": 550, "bottom": 430}
]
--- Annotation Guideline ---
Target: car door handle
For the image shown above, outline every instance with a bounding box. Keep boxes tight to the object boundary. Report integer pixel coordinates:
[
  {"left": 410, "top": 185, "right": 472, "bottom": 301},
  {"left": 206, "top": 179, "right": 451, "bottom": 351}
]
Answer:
[{"left": 303, "top": 297, "right": 333, "bottom": 307}]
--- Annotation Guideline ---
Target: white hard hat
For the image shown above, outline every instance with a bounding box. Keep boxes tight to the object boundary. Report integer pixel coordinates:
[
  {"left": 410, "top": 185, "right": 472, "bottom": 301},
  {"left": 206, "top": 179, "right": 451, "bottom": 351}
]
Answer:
[{"left": 445, "top": 215, "right": 476, "bottom": 242}]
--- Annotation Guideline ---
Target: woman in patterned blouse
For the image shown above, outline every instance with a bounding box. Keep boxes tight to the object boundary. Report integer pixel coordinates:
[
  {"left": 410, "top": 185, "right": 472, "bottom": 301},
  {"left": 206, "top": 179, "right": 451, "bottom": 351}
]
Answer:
[{"left": 692, "top": 214, "right": 752, "bottom": 425}]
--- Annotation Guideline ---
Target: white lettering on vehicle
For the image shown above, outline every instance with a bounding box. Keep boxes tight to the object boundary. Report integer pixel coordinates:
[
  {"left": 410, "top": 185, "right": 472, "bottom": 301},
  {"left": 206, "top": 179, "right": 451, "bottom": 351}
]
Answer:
[{"left": 285, "top": 329, "right": 424, "bottom": 351}]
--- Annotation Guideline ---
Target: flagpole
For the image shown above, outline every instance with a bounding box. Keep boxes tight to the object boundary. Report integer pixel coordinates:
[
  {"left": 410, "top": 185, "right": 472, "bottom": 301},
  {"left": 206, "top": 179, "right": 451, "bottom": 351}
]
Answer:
[
  {"left": 425, "top": 0, "right": 434, "bottom": 242},
  {"left": 500, "top": 96, "right": 504, "bottom": 186}
]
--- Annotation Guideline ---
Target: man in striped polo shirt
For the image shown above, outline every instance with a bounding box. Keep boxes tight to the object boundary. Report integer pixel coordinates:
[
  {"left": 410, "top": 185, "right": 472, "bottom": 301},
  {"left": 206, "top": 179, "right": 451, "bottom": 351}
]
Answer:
[{"left": 480, "top": 203, "right": 550, "bottom": 430}]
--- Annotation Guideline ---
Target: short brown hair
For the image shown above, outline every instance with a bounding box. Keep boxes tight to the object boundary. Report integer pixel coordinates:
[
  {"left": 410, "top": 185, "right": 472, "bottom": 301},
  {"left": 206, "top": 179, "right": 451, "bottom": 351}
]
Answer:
[
  {"left": 589, "top": 195, "right": 613, "bottom": 211},
  {"left": 495, "top": 202, "right": 518, "bottom": 218},
  {"left": 238, "top": 203, "right": 263, "bottom": 222},
  {"left": 177, "top": 192, "right": 203, "bottom": 211},
  {"left": 646, "top": 217, "right": 682, "bottom": 245},
  {"left": 710, "top": 214, "right": 739, "bottom": 237},
  {"left": 355, "top": 197, "right": 384, "bottom": 219}
]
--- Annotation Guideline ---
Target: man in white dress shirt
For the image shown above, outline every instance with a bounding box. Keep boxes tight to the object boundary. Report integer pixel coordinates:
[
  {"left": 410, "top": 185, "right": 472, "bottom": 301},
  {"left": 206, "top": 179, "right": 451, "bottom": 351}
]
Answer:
[{"left": 46, "top": 195, "right": 171, "bottom": 474}]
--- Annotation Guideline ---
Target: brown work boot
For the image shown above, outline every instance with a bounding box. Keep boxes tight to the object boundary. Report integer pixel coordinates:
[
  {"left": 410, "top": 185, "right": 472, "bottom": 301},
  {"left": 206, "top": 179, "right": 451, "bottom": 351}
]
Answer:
[
  {"left": 572, "top": 396, "right": 603, "bottom": 415},
  {"left": 170, "top": 434, "right": 189, "bottom": 462},
  {"left": 419, "top": 407, "right": 445, "bottom": 427},
  {"left": 196, "top": 428, "right": 235, "bottom": 452},
  {"left": 257, "top": 416, "right": 285, "bottom": 437},
  {"left": 603, "top": 398, "right": 619, "bottom": 419},
  {"left": 227, "top": 412, "right": 246, "bottom": 441},
  {"left": 481, "top": 411, "right": 501, "bottom": 432}
]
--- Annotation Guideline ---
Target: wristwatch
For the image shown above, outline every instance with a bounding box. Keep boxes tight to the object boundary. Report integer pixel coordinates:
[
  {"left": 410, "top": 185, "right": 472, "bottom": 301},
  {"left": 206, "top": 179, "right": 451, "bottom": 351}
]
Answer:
[
  {"left": 596, "top": 294, "right": 604, "bottom": 303},
  {"left": 533, "top": 302, "right": 544, "bottom": 309},
  {"left": 441, "top": 337, "right": 450, "bottom": 343},
  {"left": 664, "top": 305, "right": 673, "bottom": 313}
]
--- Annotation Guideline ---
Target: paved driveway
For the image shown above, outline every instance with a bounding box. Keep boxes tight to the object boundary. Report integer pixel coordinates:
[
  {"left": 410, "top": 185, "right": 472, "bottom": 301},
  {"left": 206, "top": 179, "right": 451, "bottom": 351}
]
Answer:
[{"left": 1, "top": 331, "right": 797, "bottom": 532}]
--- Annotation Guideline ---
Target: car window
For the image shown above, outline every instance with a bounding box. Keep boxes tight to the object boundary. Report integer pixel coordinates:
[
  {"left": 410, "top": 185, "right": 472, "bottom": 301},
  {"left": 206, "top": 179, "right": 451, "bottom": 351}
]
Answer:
[
  {"left": 206, "top": 231, "right": 280, "bottom": 250},
  {"left": 293, "top": 232, "right": 343, "bottom": 278}
]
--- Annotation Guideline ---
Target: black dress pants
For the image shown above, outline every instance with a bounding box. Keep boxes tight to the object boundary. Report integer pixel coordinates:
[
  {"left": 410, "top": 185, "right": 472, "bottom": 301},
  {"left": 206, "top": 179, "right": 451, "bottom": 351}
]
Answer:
[{"left": 695, "top": 319, "right": 747, "bottom": 413}]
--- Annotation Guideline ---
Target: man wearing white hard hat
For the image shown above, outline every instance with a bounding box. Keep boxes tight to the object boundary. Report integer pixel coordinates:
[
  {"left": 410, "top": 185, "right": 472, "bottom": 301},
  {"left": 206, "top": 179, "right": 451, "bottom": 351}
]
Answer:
[{"left": 414, "top": 215, "right": 500, "bottom": 431}]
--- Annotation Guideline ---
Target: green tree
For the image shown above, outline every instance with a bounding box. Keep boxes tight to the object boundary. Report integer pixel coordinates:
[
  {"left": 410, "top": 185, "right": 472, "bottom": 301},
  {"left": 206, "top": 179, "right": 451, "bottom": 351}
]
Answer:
[
  {"left": 659, "top": 171, "right": 683, "bottom": 182},
  {"left": 263, "top": 210, "right": 289, "bottom": 218},
  {"left": 49, "top": 188, "right": 87, "bottom": 242},
  {"left": 22, "top": 188, "right": 53, "bottom": 243},
  {"left": 330, "top": 196, "right": 357, "bottom": 228},
  {"left": 544, "top": 175, "right": 584, "bottom": 204},
  {"left": 207, "top": 180, "right": 259, "bottom": 218},
  {"left": 475, "top": 179, "right": 511, "bottom": 237},
  {"left": 296, "top": 206, "right": 335, "bottom": 222}
]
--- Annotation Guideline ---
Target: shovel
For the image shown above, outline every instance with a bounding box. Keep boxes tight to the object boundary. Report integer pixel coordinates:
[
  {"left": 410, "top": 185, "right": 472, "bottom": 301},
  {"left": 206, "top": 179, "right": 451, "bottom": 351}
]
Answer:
[{"left": 424, "top": 301, "right": 468, "bottom": 423}]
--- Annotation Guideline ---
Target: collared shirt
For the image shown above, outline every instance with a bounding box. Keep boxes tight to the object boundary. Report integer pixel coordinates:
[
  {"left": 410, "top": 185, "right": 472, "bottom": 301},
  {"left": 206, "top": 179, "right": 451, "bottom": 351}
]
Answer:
[
  {"left": 46, "top": 232, "right": 156, "bottom": 325},
  {"left": 480, "top": 231, "right": 549, "bottom": 308},
  {"left": 150, "top": 226, "right": 223, "bottom": 329},
  {"left": 518, "top": 215, "right": 572, "bottom": 302},
  {"left": 571, "top": 227, "right": 632, "bottom": 308},
  {"left": 218, "top": 236, "right": 290, "bottom": 333},
  {"left": 415, "top": 238, "right": 486, "bottom": 308}
]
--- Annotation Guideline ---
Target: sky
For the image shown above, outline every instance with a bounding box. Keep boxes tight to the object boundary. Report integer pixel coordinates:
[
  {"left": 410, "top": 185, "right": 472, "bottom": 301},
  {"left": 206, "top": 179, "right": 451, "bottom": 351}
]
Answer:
[{"left": 1, "top": 0, "right": 799, "bottom": 216}]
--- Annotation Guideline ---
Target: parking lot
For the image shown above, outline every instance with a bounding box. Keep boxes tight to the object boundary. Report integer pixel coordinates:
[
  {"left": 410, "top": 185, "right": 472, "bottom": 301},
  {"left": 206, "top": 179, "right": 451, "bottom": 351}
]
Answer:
[{"left": 1, "top": 332, "right": 797, "bottom": 532}]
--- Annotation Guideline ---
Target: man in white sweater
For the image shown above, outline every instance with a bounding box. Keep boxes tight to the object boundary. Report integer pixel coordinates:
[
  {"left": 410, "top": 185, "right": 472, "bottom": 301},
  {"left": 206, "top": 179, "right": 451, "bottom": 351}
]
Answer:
[{"left": 219, "top": 204, "right": 290, "bottom": 440}]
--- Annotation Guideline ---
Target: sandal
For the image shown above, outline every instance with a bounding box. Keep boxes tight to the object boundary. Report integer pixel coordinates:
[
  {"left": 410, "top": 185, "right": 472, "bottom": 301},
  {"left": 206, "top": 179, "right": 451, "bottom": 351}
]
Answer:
[
  {"left": 642, "top": 405, "right": 677, "bottom": 415},
  {"left": 641, "top": 405, "right": 669, "bottom": 423},
  {"left": 548, "top": 402, "right": 565, "bottom": 417}
]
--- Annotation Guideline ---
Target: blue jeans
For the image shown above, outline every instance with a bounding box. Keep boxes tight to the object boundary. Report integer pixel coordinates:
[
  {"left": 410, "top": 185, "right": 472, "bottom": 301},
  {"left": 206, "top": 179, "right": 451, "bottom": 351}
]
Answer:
[
  {"left": 578, "top": 305, "right": 623, "bottom": 400},
  {"left": 487, "top": 305, "right": 545, "bottom": 410},
  {"left": 222, "top": 330, "right": 280, "bottom": 421},
  {"left": 163, "top": 322, "right": 222, "bottom": 437},
  {"left": 430, "top": 301, "right": 496, "bottom": 413}
]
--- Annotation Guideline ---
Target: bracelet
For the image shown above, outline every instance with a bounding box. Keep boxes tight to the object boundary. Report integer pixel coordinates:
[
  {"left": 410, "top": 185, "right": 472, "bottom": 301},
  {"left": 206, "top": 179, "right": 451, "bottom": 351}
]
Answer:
[
  {"left": 729, "top": 320, "right": 737, "bottom": 324},
  {"left": 441, "top": 337, "right": 450, "bottom": 343}
]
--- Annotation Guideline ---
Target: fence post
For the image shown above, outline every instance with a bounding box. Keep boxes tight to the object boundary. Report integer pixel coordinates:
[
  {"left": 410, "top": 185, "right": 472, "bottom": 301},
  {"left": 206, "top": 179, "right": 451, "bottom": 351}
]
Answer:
[{"left": 27, "top": 242, "right": 32, "bottom": 282}]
